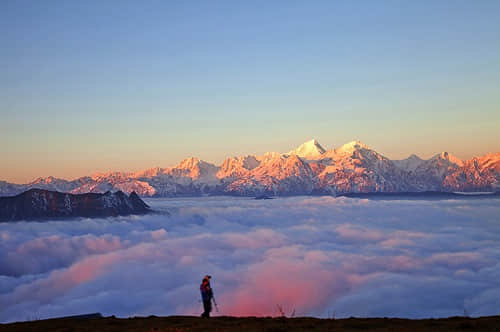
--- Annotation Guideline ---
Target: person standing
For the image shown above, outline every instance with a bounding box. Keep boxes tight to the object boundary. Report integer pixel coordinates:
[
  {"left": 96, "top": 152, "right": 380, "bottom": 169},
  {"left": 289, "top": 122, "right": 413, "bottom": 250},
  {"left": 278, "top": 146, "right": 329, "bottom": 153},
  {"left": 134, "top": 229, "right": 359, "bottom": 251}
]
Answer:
[{"left": 200, "top": 275, "right": 214, "bottom": 318}]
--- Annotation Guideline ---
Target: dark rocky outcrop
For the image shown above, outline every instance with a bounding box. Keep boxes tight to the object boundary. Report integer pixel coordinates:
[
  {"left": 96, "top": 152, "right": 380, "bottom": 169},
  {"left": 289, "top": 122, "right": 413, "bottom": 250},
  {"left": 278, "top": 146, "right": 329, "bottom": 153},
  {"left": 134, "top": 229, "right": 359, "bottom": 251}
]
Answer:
[
  {"left": 0, "top": 189, "right": 150, "bottom": 222},
  {"left": 254, "top": 194, "right": 274, "bottom": 200}
]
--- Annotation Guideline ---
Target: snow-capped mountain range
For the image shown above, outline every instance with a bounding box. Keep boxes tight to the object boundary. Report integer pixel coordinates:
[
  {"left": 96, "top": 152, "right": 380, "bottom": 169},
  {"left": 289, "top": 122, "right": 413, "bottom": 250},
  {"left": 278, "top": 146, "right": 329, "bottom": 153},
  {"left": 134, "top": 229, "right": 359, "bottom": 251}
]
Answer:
[{"left": 1, "top": 140, "right": 499, "bottom": 197}]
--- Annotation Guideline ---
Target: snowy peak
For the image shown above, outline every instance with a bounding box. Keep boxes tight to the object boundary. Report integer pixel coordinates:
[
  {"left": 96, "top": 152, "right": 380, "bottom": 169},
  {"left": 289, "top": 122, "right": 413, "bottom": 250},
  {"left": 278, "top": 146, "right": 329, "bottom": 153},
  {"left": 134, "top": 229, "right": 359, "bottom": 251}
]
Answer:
[
  {"left": 252, "top": 153, "right": 315, "bottom": 181},
  {"left": 217, "top": 155, "right": 260, "bottom": 179},
  {"left": 476, "top": 153, "right": 500, "bottom": 172},
  {"left": 169, "top": 157, "right": 219, "bottom": 182},
  {"left": 175, "top": 157, "right": 218, "bottom": 173},
  {"left": 431, "top": 152, "right": 463, "bottom": 167},
  {"left": 288, "top": 139, "right": 326, "bottom": 159},
  {"left": 24, "top": 176, "right": 78, "bottom": 193},
  {"left": 176, "top": 157, "right": 204, "bottom": 169},
  {"left": 90, "top": 171, "right": 132, "bottom": 181},
  {"left": 132, "top": 167, "right": 165, "bottom": 178},
  {"left": 394, "top": 154, "right": 425, "bottom": 172},
  {"left": 29, "top": 176, "right": 58, "bottom": 184},
  {"left": 322, "top": 140, "right": 376, "bottom": 161},
  {"left": 335, "top": 140, "right": 370, "bottom": 154},
  {"left": 257, "top": 152, "right": 282, "bottom": 163}
]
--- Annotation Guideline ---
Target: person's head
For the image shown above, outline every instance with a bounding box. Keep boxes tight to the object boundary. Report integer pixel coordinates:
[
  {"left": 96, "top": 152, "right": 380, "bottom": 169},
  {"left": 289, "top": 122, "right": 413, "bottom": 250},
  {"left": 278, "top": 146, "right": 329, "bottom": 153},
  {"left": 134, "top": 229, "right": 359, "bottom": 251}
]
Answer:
[{"left": 202, "top": 275, "right": 211, "bottom": 283}]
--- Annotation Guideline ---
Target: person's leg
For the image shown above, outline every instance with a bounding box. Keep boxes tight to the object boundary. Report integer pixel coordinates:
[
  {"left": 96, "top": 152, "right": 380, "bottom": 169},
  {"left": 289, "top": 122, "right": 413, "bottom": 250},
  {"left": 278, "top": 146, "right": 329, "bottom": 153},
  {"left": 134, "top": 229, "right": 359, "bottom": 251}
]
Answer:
[{"left": 202, "top": 300, "right": 210, "bottom": 318}]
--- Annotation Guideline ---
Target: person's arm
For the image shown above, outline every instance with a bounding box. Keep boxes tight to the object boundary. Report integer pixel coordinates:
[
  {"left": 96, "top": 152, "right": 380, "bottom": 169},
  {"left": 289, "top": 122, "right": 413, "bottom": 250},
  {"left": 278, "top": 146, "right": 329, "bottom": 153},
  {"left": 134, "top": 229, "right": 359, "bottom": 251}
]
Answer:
[{"left": 201, "top": 285, "right": 208, "bottom": 300}]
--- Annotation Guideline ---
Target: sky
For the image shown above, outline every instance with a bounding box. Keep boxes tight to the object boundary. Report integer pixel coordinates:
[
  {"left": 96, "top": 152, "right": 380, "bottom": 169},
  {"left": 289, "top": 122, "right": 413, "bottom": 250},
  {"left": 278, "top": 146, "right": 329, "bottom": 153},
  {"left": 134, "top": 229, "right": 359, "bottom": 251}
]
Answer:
[
  {"left": 1, "top": 1, "right": 500, "bottom": 183},
  {"left": 1, "top": 196, "right": 499, "bottom": 322}
]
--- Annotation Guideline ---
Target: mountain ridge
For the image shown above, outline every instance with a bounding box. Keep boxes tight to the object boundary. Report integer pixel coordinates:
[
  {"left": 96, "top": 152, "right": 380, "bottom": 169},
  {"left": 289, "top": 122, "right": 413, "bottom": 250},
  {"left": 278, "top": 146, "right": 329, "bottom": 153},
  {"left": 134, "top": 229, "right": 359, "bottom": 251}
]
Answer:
[
  {"left": 1, "top": 140, "right": 499, "bottom": 197},
  {"left": 0, "top": 189, "right": 150, "bottom": 222}
]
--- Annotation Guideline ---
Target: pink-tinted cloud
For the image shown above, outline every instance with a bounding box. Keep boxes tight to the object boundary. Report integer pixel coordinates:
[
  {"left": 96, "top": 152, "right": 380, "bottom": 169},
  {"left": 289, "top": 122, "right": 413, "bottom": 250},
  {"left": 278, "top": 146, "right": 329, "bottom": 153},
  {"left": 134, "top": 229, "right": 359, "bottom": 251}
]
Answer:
[
  {"left": 1, "top": 196, "right": 499, "bottom": 322},
  {"left": 219, "top": 252, "right": 354, "bottom": 316}
]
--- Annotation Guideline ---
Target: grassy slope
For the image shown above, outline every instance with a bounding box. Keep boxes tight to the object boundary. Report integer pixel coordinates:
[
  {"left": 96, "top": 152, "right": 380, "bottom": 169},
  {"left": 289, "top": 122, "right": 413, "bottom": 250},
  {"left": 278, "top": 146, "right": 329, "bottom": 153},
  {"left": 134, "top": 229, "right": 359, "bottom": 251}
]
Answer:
[{"left": 1, "top": 315, "right": 500, "bottom": 332}]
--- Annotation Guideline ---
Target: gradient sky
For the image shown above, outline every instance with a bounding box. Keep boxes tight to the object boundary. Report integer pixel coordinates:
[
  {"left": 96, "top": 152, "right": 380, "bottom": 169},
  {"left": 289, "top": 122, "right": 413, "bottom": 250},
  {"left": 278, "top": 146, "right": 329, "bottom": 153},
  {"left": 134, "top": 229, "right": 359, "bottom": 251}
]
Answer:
[{"left": 1, "top": 0, "right": 499, "bottom": 183}]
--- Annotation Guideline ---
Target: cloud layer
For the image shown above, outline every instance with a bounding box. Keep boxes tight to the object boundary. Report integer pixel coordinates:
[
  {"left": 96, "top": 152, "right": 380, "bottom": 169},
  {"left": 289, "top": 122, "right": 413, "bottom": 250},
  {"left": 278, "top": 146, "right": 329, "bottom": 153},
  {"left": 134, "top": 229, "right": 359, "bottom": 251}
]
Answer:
[{"left": 1, "top": 196, "right": 499, "bottom": 322}]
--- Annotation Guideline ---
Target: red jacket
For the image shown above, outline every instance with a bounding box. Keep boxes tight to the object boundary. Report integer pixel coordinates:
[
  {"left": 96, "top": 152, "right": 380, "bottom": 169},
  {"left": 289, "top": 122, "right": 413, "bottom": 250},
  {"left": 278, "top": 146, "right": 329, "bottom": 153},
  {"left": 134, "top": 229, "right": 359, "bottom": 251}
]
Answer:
[{"left": 200, "top": 281, "right": 213, "bottom": 301}]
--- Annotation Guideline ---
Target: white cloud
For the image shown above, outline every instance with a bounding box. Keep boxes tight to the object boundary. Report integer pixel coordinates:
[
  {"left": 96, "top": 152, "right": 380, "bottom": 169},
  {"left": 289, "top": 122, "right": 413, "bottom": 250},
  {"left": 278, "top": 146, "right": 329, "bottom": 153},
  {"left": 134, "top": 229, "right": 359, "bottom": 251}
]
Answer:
[{"left": 0, "top": 196, "right": 499, "bottom": 322}]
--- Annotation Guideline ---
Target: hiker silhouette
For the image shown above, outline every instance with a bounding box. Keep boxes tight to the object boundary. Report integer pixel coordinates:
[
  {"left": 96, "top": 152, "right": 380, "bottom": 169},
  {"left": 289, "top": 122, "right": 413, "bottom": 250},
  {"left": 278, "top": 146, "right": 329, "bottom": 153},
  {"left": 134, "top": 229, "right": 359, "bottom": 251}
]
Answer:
[{"left": 200, "top": 275, "right": 215, "bottom": 318}]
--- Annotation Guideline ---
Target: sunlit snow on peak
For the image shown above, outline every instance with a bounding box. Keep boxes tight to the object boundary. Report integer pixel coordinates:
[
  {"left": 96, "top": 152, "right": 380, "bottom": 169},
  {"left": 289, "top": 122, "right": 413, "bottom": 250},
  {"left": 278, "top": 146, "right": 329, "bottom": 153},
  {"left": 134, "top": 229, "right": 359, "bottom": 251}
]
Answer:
[{"left": 288, "top": 139, "right": 326, "bottom": 159}]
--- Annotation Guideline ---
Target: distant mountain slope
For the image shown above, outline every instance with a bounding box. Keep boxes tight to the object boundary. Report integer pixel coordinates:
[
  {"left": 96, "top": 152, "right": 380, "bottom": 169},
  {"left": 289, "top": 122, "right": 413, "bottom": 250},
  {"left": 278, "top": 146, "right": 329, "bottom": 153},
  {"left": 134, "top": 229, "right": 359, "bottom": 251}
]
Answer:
[
  {"left": 0, "top": 189, "right": 150, "bottom": 222},
  {"left": 1, "top": 140, "right": 498, "bottom": 197},
  {"left": 317, "top": 141, "right": 409, "bottom": 193}
]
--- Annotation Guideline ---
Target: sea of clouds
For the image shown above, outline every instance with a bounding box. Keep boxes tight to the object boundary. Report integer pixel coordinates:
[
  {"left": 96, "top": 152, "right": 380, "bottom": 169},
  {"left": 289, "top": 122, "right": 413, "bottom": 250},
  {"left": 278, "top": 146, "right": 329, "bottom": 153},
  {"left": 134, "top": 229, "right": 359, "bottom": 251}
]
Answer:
[{"left": 1, "top": 196, "right": 499, "bottom": 322}]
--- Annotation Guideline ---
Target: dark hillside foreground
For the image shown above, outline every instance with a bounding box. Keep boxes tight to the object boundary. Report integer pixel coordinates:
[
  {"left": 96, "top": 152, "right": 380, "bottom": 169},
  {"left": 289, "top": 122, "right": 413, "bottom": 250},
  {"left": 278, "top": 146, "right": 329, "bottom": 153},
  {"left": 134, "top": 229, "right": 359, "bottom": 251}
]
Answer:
[
  {"left": 1, "top": 315, "right": 500, "bottom": 332},
  {"left": 0, "top": 189, "right": 150, "bottom": 221}
]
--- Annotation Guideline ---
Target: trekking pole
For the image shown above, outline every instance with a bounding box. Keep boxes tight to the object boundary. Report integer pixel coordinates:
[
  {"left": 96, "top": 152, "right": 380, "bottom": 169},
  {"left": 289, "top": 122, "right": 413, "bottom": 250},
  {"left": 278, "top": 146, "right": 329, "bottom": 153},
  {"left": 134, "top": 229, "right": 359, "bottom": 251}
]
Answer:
[{"left": 212, "top": 296, "right": 219, "bottom": 312}]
